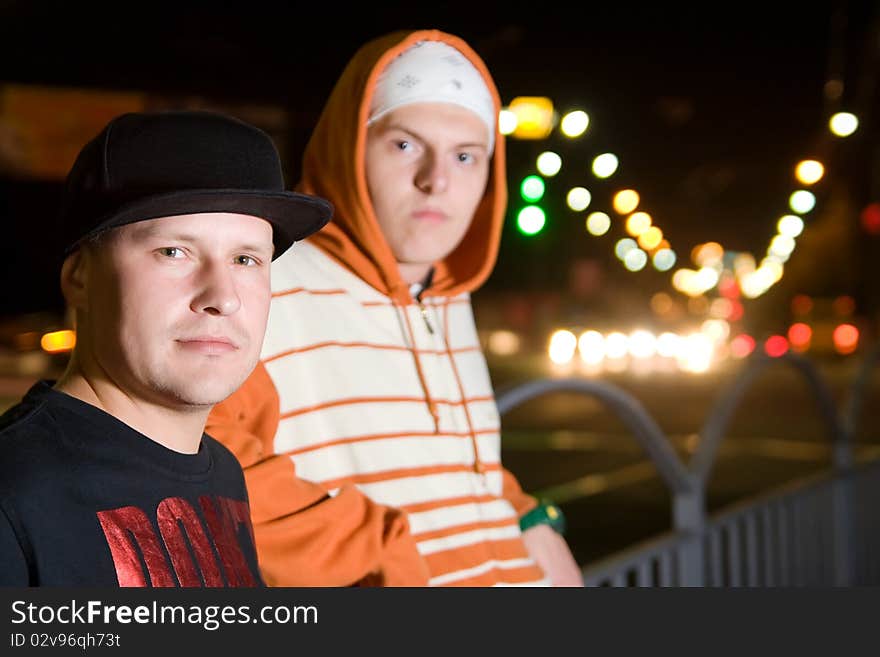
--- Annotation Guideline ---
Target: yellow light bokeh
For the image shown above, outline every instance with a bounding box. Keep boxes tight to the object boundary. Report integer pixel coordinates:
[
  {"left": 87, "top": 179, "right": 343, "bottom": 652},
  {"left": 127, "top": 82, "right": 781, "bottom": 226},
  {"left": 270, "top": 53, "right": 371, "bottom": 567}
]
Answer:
[
  {"left": 612, "top": 189, "right": 640, "bottom": 215},
  {"left": 638, "top": 226, "right": 663, "bottom": 250},
  {"left": 625, "top": 211, "right": 652, "bottom": 237},
  {"left": 795, "top": 159, "right": 824, "bottom": 185},
  {"left": 692, "top": 242, "right": 724, "bottom": 267},
  {"left": 41, "top": 329, "right": 76, "bottom": 354},
  {"left": 829, "top": 112, "right": 858, "bottom": 137},
  {"left": 509, "top": 96, "right": 555, "bottom": 139},
  {"left": 777, "top": 214, "right": 804, "bottom": 238}
]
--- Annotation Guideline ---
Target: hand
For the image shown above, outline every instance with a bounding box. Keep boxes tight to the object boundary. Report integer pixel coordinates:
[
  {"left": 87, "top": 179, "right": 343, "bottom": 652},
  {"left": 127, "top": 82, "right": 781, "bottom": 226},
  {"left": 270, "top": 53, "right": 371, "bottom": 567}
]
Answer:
[{"left": 521, "top": 524, "right": 584, "bottom": 587}]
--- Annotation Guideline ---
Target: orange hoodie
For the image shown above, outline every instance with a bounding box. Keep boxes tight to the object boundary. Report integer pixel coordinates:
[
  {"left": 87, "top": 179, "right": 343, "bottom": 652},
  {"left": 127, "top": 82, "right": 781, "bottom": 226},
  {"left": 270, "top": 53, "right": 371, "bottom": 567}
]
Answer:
[{"left": 208, "top": 29, "right": 545, "bottom": 586}]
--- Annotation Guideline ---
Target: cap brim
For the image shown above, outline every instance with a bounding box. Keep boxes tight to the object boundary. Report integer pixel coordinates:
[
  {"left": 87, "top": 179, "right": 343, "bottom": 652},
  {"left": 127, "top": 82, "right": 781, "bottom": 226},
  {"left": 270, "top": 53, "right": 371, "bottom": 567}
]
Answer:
[{"left": 73, "top": 189, "right": 333, "bottom": 260}]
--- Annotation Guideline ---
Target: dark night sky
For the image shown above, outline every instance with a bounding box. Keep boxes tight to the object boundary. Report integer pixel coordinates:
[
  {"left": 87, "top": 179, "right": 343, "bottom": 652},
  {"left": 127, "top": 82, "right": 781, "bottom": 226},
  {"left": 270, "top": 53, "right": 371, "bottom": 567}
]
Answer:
[{"left": 2, "top": 0, "right": 878, "bottom": 322}]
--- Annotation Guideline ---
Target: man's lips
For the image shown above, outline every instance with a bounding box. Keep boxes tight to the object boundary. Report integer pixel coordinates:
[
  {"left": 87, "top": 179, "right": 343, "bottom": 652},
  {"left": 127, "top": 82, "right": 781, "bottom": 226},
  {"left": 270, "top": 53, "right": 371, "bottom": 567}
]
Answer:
[
  {"left": 176, "top": 336, "right": 239, "bottom": 354},
  {"left": 412, "top": 208, "right": 448, "bottom": 222}
]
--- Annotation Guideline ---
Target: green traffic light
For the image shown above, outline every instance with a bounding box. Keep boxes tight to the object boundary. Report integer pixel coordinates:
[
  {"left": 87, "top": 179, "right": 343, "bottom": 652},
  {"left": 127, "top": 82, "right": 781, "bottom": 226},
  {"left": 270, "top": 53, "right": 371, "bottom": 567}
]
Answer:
[
  {"left": 517, "top": 206, "right": 546, "bottom": 235},
  {"left": 520, "top": 175, "right": 545, "bottom": 202}
]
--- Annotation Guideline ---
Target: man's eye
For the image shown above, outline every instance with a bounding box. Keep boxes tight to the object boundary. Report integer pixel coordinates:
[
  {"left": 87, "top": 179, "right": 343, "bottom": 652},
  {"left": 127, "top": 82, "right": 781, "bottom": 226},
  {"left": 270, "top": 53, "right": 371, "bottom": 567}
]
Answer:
[
  {"left": 234, "top": 255, "right": 258, "bottom": 266},
  {"left": 457, "top": 152, "right": 475, "bottom": 164},
  {"left": 395, "top": 140, "right": 412, "bottom": 151},
  {"left": 159, "top": 247, "right": 184, "bottom": 258}
]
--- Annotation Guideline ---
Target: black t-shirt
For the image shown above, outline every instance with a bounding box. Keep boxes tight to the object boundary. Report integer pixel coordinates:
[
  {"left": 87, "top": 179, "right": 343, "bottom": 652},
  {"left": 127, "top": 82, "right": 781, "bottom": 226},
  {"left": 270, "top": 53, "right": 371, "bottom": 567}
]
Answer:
[{"left": 0, "top": 381, "right": 264, "bottom": 587}]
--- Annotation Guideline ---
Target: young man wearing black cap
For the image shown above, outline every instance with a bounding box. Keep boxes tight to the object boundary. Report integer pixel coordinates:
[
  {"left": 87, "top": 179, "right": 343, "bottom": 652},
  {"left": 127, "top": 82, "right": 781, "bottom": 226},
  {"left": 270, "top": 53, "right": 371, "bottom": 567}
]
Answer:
[{"left": 0, "top": 110, "right": 332, "bottom": 586}]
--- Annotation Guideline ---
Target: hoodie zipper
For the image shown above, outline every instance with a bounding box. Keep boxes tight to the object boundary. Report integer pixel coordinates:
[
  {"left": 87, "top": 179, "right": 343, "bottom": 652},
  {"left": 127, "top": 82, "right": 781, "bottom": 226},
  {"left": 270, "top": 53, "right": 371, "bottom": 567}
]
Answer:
[
  {"left": 418, "top": 301, "right": 434, "bottom": 334},
  {"left": 412, "top": 269, "right": 435, "bottom": 335}
]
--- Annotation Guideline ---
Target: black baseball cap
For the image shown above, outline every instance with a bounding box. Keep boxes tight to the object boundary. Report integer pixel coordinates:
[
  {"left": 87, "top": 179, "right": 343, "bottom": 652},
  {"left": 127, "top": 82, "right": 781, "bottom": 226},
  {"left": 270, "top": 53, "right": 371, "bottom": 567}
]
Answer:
[{"left": 58, "top": 110, "right": 333, "bottom": 260}]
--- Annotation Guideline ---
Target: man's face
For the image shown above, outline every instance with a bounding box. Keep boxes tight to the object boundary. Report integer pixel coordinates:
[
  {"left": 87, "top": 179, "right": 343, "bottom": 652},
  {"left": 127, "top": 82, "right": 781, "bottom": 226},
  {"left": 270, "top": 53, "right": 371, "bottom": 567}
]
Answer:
[
  {"left": 78, "top": 212, "right": 274, "bottom": 409},
  {"left": 364, "top": 102, "right": 491, "bottom": 278}
]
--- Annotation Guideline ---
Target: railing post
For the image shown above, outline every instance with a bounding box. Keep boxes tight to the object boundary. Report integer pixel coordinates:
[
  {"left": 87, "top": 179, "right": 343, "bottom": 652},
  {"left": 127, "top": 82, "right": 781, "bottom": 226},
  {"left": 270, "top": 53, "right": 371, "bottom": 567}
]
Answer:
[
  {"left": 673, "top": 480, "right": 705, "bottom": 586},
  {"left": 834, "top": 344, "right": 880, "bottom": 585}
]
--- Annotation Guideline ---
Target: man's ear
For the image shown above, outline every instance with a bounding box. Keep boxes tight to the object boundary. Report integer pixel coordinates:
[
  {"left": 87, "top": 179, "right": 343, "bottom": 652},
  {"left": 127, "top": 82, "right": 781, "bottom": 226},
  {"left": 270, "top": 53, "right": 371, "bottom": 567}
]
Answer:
[{"left": 59, "top": 249, "right": 89, "bottom": 311}]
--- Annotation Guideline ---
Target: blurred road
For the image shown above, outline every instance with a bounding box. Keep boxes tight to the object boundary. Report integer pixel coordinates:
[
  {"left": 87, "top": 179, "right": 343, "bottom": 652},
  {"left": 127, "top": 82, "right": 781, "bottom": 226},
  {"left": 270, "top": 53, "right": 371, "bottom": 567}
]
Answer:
[
  {"left": 492, "top": 355, "right": 880, "bottom": 566},
  {"left": 2, "top": 353, "right": 878, "bottom": 570}
]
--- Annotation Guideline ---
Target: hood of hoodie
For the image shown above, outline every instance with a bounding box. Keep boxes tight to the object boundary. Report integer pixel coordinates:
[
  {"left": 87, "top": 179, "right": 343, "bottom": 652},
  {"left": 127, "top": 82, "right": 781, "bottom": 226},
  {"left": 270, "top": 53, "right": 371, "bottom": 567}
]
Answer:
[{"left": 297, "top": 29, "right": 507, "bottom": 305}]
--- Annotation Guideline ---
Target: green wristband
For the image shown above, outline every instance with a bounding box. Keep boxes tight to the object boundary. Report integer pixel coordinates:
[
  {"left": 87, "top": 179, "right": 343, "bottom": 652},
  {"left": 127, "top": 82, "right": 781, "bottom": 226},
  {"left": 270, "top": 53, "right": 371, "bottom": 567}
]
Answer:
[{"left": 519, "top": 499, "right": 566, "bottom": 536}]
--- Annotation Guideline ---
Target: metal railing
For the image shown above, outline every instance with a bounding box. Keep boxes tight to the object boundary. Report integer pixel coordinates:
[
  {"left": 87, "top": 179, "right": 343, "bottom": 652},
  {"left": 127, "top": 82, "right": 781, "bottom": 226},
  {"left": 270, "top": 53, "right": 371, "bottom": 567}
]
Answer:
[{"left": 497, "top": 346, "right": 880, "bottom": 586}]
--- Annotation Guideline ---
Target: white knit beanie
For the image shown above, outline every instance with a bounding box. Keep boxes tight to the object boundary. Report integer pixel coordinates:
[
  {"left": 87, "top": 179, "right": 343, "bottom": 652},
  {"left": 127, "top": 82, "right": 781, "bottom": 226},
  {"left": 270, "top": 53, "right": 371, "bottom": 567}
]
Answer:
[{"left": 368, "top": 40, "right": 496, "bottom": 153}]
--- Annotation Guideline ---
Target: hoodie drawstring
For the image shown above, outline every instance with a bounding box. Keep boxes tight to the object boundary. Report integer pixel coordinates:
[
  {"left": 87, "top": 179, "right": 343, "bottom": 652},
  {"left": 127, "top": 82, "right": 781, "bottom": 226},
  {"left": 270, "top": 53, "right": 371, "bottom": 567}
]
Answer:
[
  {"left": 397, "top": 301, "right": 440, "bottom": 433},
  {"left": 440, "top": 300, "right": 483, "bottom": 474}
]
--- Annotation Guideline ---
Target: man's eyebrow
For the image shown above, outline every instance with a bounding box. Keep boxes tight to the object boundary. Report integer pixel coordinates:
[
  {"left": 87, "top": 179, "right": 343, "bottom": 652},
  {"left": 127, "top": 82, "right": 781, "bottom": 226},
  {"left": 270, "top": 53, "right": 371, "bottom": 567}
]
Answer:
[
  {"left": 128, "top": 224, "right": 273, "bottom": 255},
  {"left": 382, "top": 123, "right": 488, "bottom": 150},
  {"left": 236, "top": 242, "right": 275, "bottom": 257}
]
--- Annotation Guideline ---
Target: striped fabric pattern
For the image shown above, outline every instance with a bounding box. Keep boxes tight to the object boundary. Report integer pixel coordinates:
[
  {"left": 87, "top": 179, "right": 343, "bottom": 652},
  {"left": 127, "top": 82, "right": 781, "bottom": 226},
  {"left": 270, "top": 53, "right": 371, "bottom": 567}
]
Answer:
[{"left": 261, "top": 240, "right": 548, "bottom": 586}]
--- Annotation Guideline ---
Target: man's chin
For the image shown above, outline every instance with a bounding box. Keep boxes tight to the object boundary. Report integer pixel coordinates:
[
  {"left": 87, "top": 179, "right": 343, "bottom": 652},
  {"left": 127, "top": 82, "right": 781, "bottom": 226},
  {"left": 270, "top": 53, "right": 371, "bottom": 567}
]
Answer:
[{"left": 153, "top": 373, "right": 250, "bottom": 409}]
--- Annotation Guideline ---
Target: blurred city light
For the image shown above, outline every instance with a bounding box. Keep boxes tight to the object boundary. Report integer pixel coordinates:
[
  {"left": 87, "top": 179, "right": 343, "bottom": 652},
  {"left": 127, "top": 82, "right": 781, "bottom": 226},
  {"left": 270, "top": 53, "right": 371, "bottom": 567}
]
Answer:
[
  {"left": 694, "top": 266, "right": 720, "bottom": 291},
  {"left": 692, "top": 242, "right": 724, "bottom": 268},
  {"left": 651, "top": 292, "right": 675, "bottom": 317},
  {"left": 536, "top": 151, "right": 563, "bottom": 177},
  {"left": 566, "top": 187, "right": 592, "bottom": 211},
  {"left": 623, "top": 248, "right": 648, "bottom": 271},
  {"left": 733, "top": 252, "right": 756, "bottom": 276},
  {"left": 656, "top": 332, "right": 681, "bottom": 358},
  {"left": 520, "top": 175, "right": 545, "bottom": 202},
  {"left": 829, "top": 111, "right": 858, "bottom": 137},
  {"left": 709, "top": 297, "right": 733, "bottom": 319},
  {"left": 795, "top": 159, "right": 824, "bottom": 185},
  {"left": 833, "top": 324, "right": 859, "bottom": 355},
  {"left": 652, "top": 248, "right": 676, "bottom": 271},
  {"left": 678, "top": 333, "right": 713, "bottom": 373},
  {"left": 578, "top": 330, "right": 606, "bottom": 364},
  {"left": 548, "top": 329, "right": 577, "bottom": 364},
  {"left": 615, "top": 237, "right": 638, "bottom": 260},
  {"left": 861, "top": 203, "right": 880, "bottom": 234},
  {"left": 605, "top": 332, "right": 629, "bottom": 359},
  {"left": 791, "top": 294, "right": 814, "bottom": 316},
  {"left": 833, "top": 295, "right": 856, "bottom": 316},
  {"left": 625, "top": 211, "right": 652, "bottom": 237},
  {"left": 612, "top": 189, "right": 640, "bottom": 214},
  {"left": 777, "top": 214, "right": 805, "bottom": 238},
  {"left": 730, "top": 334, "right": 756, "bottom": 359},
  {"left": 638, "top": 226, "right": 663, "bottom": 250},
  {"left": 788, "top": 323, "right": 812, "bottom": 352},
  {"left": 586, "top": 211, "right": 611, "bottom": 236},
  {"left": 701, "top": 319, "right": 730, "bottom": 343},
  {"left": 769, "top": 234, "right": 796, "bottom": 259},
  {"left": 764, "top": 335, "right": 789, "bottom": 358},
  {"left": 628, "top": 330, "right": 657, "bottom": 358},
  {"left": 487, "top": 330, "right": 521, "bottom": 356},
  {"left": 560, "top": 110, "right": 590, "bottom": 137},
  {"left": 592, "top": 153, "right": 619, "bottom": 178},
  {"left": 789, "top": 190, "right": 816, "bottom": 214},
  {"left": 41, "top": 329, "right": 76, "bottom": 354},
  {"left": 517, "top": 206, "right": 546, "bottom": 235},
  {"left": 508, "top": 96, "right": 555, "bottom": 139},
  {"left": 498, "top": 109, "right": 518, "bottom": 135}
]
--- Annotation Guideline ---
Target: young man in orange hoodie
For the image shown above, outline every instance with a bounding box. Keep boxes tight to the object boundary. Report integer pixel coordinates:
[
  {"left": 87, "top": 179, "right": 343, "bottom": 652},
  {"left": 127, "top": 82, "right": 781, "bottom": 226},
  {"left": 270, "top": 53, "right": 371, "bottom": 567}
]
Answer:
[{"left": 208, "top": 30, "right": 583, "bottom": 586}]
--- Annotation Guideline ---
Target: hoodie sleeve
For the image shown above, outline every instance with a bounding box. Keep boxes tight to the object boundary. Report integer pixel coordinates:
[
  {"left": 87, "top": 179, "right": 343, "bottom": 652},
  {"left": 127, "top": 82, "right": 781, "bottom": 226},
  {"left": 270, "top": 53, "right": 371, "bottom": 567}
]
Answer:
[
  {"left": 500, "top": 467, "right": 539, "bottom": 518},
  {"left": 206, "top": 362, "right": 429, "bottom": 586}
]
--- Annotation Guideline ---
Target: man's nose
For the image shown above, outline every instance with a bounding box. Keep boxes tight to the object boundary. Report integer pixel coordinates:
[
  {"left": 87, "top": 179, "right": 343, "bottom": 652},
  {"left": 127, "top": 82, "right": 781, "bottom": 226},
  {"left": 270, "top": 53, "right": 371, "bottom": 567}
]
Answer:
[
  {"left": 190, "top": 260, "right": 241, "bottom": 316},
  {"left": 415, "top": 155, "right": 449, "bottom": 194}
]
